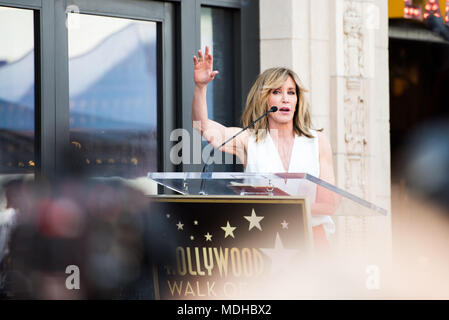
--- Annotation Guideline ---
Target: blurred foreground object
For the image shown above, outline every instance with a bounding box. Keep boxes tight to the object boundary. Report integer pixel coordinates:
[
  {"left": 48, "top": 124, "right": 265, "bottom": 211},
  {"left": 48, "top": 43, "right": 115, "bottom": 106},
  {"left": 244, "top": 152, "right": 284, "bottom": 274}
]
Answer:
[
  {"left": 0, "top": 176, "right": 175, "bottom": 299},
  {"left": 390, "top": 119, "right": 449, "bottom": 298},
  {"left": 404, "top": 119, "right": 449, "bottom": 210}
]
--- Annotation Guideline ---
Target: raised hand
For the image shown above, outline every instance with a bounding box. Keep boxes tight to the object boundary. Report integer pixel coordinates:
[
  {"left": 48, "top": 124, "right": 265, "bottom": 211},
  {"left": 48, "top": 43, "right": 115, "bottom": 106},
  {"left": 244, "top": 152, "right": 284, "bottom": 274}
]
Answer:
[{"left": 193, "top": 45, "right": 219, "bottom": 88}]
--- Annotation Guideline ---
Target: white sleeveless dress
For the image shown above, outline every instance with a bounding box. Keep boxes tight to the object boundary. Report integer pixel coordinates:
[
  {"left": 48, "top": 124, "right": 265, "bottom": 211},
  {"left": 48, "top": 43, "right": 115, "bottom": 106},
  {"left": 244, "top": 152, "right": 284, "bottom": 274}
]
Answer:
[{"left": 244, "top": 130, "right": 335, "bottom": 238}]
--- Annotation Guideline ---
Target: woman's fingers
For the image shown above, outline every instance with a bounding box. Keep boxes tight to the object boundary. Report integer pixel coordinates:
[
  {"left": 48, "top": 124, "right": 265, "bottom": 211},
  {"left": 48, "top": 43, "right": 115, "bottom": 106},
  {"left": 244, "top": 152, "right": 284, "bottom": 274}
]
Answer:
[
  {"left": 205, "top": 46, "right": 213, "bottom": 64},
  {"left": 193, "top": 47, "right": 215, "bottom": 76},
  {"left": 197, "top": 46, "right": 213, "bottom": 62},
  {"left": 210, "top": 70, "right": 219, "bottom": 79}
]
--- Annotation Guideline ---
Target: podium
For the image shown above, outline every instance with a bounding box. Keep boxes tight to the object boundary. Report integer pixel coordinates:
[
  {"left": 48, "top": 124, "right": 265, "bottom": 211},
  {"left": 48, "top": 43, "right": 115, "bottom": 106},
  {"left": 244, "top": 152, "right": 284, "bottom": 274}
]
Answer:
[{"left": 147, "top": 172, "right": 386, "bottom": 299}]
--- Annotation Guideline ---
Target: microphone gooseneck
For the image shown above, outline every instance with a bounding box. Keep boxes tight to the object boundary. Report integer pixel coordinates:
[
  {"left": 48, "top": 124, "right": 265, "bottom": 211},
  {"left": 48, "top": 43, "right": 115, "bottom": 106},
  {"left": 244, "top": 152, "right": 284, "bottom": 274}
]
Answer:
[{"left": 199, "top": 106, "right": 278, "bottom": 195}]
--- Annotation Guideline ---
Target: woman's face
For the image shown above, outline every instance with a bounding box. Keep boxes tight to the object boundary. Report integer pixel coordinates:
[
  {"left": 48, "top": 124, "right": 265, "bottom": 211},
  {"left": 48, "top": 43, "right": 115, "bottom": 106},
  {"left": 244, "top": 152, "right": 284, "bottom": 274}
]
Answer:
[{"left": 267, "top": 75, "right": 298, "bottom": 125}]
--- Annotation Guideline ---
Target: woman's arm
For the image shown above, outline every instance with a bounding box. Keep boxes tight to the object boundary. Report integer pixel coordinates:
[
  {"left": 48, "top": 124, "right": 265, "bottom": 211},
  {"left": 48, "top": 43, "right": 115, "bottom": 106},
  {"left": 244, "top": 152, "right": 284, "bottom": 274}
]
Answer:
[
  {"left": 192, "top": 46, "right": 247, "bottom": 160},
  {"left": 317, "top": 131, "right": 335, "bottom": 185},
  {"left": 311, "top": 131, "right": 341, "bottom": 215}
]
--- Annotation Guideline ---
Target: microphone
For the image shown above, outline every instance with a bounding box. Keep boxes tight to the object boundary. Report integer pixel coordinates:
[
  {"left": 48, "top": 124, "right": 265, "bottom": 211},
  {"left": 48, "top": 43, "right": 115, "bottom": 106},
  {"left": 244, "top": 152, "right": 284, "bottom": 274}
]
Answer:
[{"left": 199, "top": 106, "right": 278, "bottom": 195}]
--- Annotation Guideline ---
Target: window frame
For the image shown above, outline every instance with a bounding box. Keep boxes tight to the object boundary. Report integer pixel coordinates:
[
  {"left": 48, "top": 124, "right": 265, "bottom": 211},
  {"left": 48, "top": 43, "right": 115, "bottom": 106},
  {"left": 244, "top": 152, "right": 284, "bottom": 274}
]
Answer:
[
  {"left": 0, "top": 0, "right": 259, "bottom": 177},
  {"left": 0, "top": 0, "right": 45, "bottom": 176},
  {"left": 0, "top": 0, "right": 176, "bottom": 179},
  {"left": 177, "top": 0, "right": 259, "bottom": 172},
  {"left": 61, "top": 0, "right": 176, "bottom": 176}
]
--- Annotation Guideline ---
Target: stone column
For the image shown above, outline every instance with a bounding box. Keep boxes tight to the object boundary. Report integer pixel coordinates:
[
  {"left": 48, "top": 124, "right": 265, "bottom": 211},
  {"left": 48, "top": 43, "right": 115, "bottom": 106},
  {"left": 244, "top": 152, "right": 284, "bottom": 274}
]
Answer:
[
  {"left": 330, "top": 0, "right": 391, "bottom": 258},
  {"left": 260, "top": 0, "right": 332, "bottom": 135}
]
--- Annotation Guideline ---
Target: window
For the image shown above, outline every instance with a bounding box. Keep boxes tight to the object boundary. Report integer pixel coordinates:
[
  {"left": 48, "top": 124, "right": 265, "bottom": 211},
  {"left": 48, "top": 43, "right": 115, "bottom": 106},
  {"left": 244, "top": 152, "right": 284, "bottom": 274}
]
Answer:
[
  {"left": 68, "top": 14, "right": 158, "bottom": 178},
  {"left": 201, "top": 6, "right": 237, "bottom": 127},
  {"left": 0, "top": 6, "right": 36, "bottom": 174},
  {"left": 0, "top": 0, "right": 259, "bottom": 178},
  {"left": 180, "top": 0, "right": 259, "bottom": 172},
  {"left": 200, "top": 5, "right": 240, "bottom": 171}
]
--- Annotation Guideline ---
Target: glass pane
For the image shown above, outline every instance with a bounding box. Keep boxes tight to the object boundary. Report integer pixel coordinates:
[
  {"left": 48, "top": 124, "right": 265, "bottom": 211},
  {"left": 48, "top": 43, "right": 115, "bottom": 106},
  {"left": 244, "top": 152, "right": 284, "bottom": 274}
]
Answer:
[
  {"left": 201, "top": 6, "right": 238, "bottom": 172},
  {"left": 68, "top": 14, "right": 158, "bottom": 178},
  {"left": 147, "top": 172, "right": 387, "bottom": 216},
  {"left": 0, "top": 7, "right": 35, "bottom": 173},
  {"left": 201, "top": 6, "right": 236, "bottom": 126}
]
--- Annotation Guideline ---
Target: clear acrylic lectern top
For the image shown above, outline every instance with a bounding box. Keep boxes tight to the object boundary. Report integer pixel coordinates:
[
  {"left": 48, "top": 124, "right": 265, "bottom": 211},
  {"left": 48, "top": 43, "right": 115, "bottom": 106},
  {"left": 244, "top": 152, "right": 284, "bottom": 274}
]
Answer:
[{"left": 147, "top": 172, "right": 387, "bottom": 216}]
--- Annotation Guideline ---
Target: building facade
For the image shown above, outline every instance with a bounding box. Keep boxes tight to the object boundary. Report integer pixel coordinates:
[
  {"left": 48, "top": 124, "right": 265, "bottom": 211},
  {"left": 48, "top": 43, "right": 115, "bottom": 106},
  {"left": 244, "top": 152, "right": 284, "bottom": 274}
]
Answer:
[
  {"left": 260, "top": 0, "right": 391, "bottom": 255},
  {"left": 0, "top": 0, "right": 392, "bottom": 254}
]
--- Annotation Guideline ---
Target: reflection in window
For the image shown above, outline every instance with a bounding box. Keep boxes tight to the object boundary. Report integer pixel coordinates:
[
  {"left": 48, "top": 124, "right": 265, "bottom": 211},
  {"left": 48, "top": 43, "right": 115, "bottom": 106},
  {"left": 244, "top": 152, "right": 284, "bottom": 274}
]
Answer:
[
  {"left": 68, "top": 14, "right": 158, "bottom": 178},
  {"left": 201, "top": 7, "right": 236, "bottom": 126},
  {"left": 201, "top": 7, "right": 238, "bottom": 171},
  {"left": 0, "top": 7, "right": 35, "bottom": 173}
]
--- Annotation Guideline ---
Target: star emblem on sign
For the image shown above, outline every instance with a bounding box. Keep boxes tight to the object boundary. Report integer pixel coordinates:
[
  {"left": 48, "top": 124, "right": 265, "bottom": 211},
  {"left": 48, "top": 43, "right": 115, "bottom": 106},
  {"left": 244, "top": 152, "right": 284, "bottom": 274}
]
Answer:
[
  {"left": 281, "top": 220, "right": 289, "bottom": 229},
  {"left": 221, "top": 221, "right": 236, "bottom": 239},
  {"left": 244, "top": 208, "right": 264, "bottom": 231},
  {"left": 204, "top": 233, "right": 212, "bottom": 242},
  {"left": 176, "top": 221, "right": 184, "bottom": 230},
  {"left": 260, "top": 232, "right": 299, "bottom": 274}
]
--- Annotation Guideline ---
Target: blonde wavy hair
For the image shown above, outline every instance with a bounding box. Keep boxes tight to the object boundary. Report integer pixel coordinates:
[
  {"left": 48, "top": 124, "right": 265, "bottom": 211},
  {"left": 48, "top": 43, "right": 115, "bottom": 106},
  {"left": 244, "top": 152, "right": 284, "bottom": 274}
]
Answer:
[{"left": 241, "top": 67, "right": 319, "bottom": 141}]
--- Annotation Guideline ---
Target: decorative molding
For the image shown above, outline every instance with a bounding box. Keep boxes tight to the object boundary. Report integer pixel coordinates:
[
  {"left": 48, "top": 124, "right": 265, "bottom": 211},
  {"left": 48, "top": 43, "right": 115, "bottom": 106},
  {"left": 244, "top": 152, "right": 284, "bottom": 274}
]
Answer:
[
  {"left": 343, "top": 0, "right": 367, "bottom": 198},
  {"left": 343, "top": 1, "right": 364, "bottom": 79},
  {"left": 342, "top": 1, "right": 368, "bottom": 250}
]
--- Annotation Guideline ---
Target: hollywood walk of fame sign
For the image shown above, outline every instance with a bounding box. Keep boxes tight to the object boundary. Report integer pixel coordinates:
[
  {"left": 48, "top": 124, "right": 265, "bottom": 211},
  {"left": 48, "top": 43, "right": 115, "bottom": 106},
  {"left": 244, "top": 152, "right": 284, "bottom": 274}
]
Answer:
[{"left": 148, "top": 195, "right": 313, "bottom": 300}]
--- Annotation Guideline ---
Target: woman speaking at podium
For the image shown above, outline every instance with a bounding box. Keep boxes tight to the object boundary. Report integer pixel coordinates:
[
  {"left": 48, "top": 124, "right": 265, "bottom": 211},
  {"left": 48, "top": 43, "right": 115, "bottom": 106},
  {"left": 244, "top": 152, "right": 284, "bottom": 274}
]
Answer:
[{"left": 192, "top": 46, "right": 336, "bottom": 248}]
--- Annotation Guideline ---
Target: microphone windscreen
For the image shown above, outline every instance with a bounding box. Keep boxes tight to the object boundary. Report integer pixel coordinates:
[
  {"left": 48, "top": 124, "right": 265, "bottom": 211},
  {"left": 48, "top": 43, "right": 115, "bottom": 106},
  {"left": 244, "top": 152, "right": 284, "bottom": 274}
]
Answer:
[{"left": 270, "top": 106, "right": 278, "bottom": 112}]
